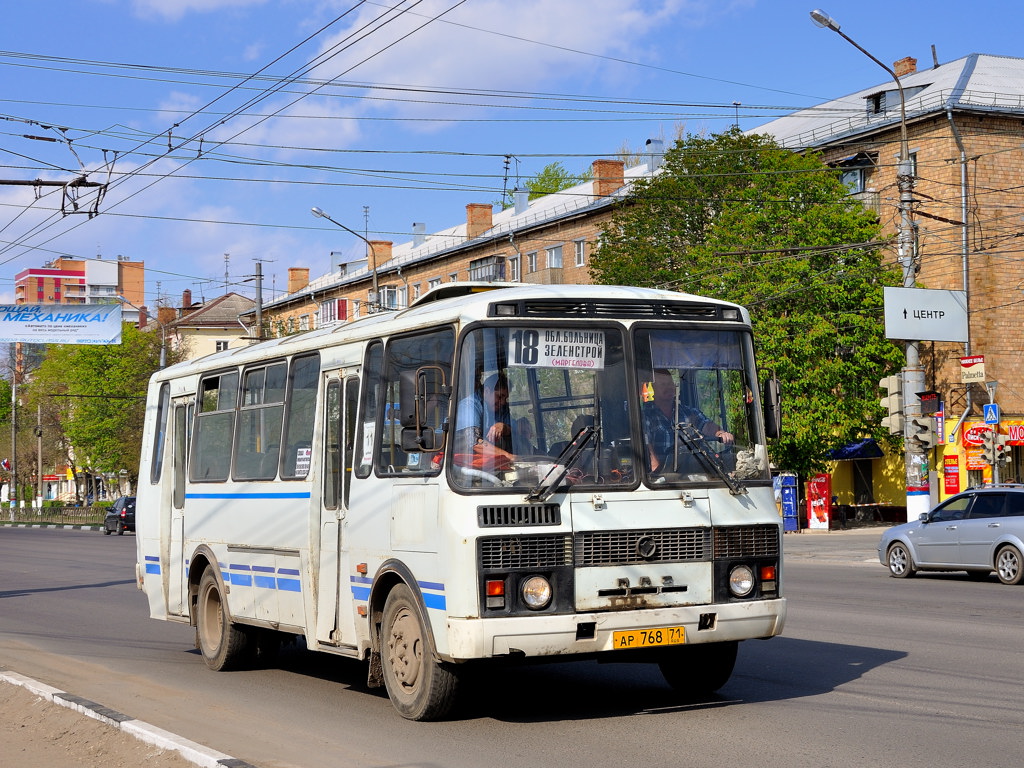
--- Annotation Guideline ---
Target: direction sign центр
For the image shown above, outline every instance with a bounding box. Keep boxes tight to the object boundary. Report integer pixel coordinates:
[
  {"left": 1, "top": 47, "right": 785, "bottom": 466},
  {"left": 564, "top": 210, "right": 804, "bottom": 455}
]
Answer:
[{"left": 883, "top": 287, "right": 968, "bottom": 342}]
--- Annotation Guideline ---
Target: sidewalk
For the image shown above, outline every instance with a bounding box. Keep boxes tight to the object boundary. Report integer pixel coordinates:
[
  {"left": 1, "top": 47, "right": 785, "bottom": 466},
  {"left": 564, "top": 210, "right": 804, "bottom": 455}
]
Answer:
[{"left": 783, "top": 526, "right": 884, "bottom": 565}]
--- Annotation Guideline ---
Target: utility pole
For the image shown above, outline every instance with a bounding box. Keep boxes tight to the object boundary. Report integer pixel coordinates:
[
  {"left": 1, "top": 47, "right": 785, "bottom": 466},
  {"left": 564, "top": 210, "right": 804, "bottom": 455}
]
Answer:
[{"left": 812, "top": 9, "right": 925, "bottom": 520}]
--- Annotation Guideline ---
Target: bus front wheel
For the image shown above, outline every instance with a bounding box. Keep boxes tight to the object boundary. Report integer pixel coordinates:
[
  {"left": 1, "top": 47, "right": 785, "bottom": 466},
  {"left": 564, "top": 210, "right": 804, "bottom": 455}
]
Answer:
[
  {"left": 196, "top": 568, "right": 251, "bottom": 671},
  {"left": 658, "top": 640, "right": 738, "bottom": 697},
  {"left": 380, "top": 583, "right": 459, "bottom": 721}
]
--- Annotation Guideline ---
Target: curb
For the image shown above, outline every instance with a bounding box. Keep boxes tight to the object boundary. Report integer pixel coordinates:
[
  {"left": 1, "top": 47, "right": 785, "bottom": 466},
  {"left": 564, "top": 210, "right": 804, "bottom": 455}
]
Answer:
[{"left": 0, "top": 670, "right": 258, "bottom": 768}]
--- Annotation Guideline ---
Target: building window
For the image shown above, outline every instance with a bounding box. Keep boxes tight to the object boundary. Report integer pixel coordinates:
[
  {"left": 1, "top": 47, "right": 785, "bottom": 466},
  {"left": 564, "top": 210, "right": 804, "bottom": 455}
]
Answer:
[
  {"left": 215, "top": 340, "right": 229, "bottom": 352},
  {"left": 841, "top": 168, "right": 865, "bottom": 194},
  {"left": 449, "top": 273, "right": 458, "bottom": 283},
  {"left": 412, "top": 283, "right": 421, "bottom": 301},
  {"left": 428, "top": 277, "right": 442, "bottom": 290},
  {"left": 468, "top": 255, "right": 506, "bottom": 282},
  {"left": 574, "top": 239, "right": 586, "bottom": 267},
  {"left": 546, "top": 245, "right": 563, "bottom": 269},
  {"left": 509, "top": 256, "right": 520, "bottom": 282},
  {"left": 380, "top": 285, "right": 408, "bottom": 310},
  {"left": 319, "top": 298, "right": 340, "bottom": 325},
  {"left": 527, "top": 251, "right": 537, "bottom": 273},
  {"left": 867, "top": 91, "right": 886, "bottom": 115},
  {"left": 299, "top": 315, "right": 310, "bottom": 331}
]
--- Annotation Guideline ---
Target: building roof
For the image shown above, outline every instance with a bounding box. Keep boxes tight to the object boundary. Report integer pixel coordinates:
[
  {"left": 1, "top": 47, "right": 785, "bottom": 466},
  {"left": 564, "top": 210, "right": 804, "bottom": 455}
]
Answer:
[
  {"left": 756, "top": 53, "right": 1024, "bottom": 149},
  {"left": 278, "top": 158, "right": 660, "bottom": 310},
  {"left": 166, "top": 292, "right": 255, "bottom": 329}
]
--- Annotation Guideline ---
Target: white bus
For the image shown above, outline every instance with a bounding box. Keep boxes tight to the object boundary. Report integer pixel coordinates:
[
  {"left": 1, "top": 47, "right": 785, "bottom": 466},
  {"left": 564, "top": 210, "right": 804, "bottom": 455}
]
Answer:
[{"left": 136, "top": 283, "right": 785, "bottom": 720}]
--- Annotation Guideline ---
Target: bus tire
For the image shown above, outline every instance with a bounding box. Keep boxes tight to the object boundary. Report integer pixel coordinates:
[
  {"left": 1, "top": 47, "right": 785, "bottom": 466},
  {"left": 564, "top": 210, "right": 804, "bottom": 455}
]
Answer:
[
  {"left": 380, "top": 583, "right": 458, "bottom": 721},
  {"left": 196, "top": 568, "right": 251, "bottom": 671},
  {"left": 658, "top": 640, "right": 738, "bottom": 696}
]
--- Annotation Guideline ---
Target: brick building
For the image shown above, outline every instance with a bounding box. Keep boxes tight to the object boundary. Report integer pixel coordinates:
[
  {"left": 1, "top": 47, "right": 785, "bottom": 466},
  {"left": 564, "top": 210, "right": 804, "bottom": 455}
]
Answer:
[
  {"left": 250, "top": 150, "right": 663, "bottom": 336},
  {"left": 759, "top": 53, "right": 1024, "bottom": 498}
]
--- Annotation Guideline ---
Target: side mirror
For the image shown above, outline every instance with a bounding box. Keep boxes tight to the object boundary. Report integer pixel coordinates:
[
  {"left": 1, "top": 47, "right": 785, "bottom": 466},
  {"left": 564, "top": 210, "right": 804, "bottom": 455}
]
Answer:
[
  {"left": 763, "top": 374, "right": 781, "bottom": 440},
  {"left": 918, "top": 512, "right": 930, "bottom": 524}
]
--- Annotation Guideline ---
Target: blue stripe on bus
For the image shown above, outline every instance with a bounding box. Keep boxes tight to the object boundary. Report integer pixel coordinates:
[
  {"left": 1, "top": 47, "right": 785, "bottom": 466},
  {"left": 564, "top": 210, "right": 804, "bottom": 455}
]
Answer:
[
  {"left": 185, "top": 492, "right": 312, "bottom": 500},
  {"left": 254, "top": 575, "right": 277, "bottom": 589},
  {"left": 277, "top": 578, "right": 301, "bottom": 592},
  {"left": 145, "top": 555, "right": 161, "bottom": 575},
  {"left": 347, "top": 576, "right": 446, "bottom": 611}
]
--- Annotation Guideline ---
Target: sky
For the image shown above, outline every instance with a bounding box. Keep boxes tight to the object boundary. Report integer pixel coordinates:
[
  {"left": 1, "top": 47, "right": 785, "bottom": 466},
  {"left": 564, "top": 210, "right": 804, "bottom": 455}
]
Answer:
[{"left": 3, "top": 0, "right": 1023, "bottom": 308}]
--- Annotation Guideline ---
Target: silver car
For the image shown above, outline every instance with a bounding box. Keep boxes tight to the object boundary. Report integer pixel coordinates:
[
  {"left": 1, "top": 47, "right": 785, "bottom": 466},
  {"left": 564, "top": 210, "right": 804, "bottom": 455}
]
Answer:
[{"left": 878, "top": 485, "right": 1024, "bottom": 584}]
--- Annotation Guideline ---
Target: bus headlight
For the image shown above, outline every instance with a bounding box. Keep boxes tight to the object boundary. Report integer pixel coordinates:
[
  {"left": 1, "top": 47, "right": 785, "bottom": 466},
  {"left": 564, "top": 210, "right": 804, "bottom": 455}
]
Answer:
[
  {"left": 521, "top": 576, "right": 552, "bottom": 610},
  {"left": 728, "top": 565, "right": 755, "bottom": 597}
]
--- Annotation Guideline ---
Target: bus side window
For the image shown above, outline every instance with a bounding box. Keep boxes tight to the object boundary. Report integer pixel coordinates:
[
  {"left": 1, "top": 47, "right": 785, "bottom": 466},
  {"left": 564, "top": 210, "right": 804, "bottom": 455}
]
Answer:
[
  {"left": 324, "top": 379, "right": 341, "bottom": 509},
  {"left": 173, "top": 404, "right": 187, "bottom": 509},
  {"left": 355, "top": 343, "right": 383, "bottom": 479},
  {"left": 191, "top": 371, "right": 238, "bottom": 482},
  {"left": 281, "top": 353, "right": 320, "bottom": 479},
  {"left": 343, "top": 376, "right": 358, "bottom": 505},
  {"left": 378, "top": 328, "right": 453, "bottom": 475}
]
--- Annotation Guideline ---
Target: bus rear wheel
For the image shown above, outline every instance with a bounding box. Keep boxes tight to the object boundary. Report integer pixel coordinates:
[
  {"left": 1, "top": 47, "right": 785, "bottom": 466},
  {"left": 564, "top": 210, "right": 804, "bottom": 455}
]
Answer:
[
  {"left": 196, "top": 568, "right": 251, "bottom": 671},
  {"left": 380, "top": 583, "right": 459, "bottom": 721},
  {"left": 658, "top": 640, "right": 738, "bottom": 696}
]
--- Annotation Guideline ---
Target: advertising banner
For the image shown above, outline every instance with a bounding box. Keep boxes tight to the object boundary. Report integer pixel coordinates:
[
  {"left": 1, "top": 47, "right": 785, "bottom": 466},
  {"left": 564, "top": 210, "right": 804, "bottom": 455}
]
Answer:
[
  {"left": 806, "top": 473, "right": 832, "bottom": 530},
  {"left": 0, "top": 304, "right": 122, "bottom": 344},
  {"left": 943, "top": 455, "right": 960, "bottom": 495}
]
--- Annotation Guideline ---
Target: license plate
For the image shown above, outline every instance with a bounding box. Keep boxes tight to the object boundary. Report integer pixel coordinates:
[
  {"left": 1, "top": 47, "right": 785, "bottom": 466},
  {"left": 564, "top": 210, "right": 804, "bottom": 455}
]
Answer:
[{"left": 612, "top": 625, "right": 685, "bottom": 649}]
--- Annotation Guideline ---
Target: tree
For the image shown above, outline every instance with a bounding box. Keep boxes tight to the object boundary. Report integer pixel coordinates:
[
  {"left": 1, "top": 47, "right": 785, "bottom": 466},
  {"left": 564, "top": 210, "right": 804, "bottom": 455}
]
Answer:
[
  {"left": 590, "top": 128, "right": 906, "bottom": 476},
  {"left": 22, "top": 323, "right": 178, "bottom": 493}
]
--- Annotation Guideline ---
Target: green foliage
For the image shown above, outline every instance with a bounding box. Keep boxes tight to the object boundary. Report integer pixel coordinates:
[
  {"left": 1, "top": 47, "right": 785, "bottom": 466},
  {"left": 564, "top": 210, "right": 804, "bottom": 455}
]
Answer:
[
  {"left": 22, "top": 323, "right": 177, "bottom": 485},
  {"left": 590, "top": 128, "right": 906, "bottom": 476}
]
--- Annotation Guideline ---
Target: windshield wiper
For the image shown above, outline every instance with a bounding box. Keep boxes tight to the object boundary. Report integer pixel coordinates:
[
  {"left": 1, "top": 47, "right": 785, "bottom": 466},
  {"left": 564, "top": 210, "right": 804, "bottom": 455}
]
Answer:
[
  {"left": 526, "top": 425, "right": 597, "bottom": 502},
  {"left": 674, "top": 422, "right": 747, "bottom": 495}
]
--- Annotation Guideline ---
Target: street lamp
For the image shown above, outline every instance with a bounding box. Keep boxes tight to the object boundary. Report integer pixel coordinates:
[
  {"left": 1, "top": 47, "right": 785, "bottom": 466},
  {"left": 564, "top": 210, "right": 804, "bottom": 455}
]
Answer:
[
  {"left": 811, "top": 9, "right": 925, "bottom": 518},
  {"left": 311, "top": 206, "right": 379, "bottom": 311}
]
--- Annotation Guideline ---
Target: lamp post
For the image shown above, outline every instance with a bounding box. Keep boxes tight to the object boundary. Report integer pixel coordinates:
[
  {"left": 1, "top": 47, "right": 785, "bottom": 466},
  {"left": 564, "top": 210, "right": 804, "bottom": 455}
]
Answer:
[
  {"left": 811, "top": 9, "right": 925, "bottom": 519},
  {"left": 311, "top": 206, "right": 379, "bottom": 312}
]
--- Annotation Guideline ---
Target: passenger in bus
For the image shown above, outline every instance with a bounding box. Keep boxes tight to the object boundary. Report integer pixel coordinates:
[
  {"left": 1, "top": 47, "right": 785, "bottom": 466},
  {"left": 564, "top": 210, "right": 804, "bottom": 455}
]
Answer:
[
  {"left": 643, "top": 369, "right": 733, "bottom": 473},
  {"left": 454, "top": 373, "right": 531, "bottom": 462}
]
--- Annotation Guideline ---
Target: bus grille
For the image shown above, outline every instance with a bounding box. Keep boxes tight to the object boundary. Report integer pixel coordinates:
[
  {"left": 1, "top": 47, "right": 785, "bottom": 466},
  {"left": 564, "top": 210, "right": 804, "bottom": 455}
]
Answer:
[
  {"left": 479, "top": 535, "right": 573, "bottom": 569},
  {"left": 575, "top": 528, "right": 711, "bottom": 566},
  {"left": 478, "top": 503, "right": 561, "bottom": 527},
  {"left": 713, "top": 525, "right": 780, "bottom": 558}
]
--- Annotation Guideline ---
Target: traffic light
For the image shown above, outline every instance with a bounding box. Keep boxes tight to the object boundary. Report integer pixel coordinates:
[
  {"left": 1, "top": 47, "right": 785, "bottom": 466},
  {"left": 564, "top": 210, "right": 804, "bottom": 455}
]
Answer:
[
  {"left": 909, "top": 416, "right": 936, "bottom": 450},
  {"left": 995, "top": 431, "right": 1011, "bottom": 465},
  {"left": 879, "top": 374, "right": 903, "bottom": 435},
  {"left": 982, "top": 428, "right": 997, "bottom": 465}
]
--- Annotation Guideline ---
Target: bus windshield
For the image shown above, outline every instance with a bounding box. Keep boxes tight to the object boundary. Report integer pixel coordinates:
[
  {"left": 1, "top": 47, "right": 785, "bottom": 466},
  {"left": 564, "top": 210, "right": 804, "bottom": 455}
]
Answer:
[
  {"left": 450, "top": 323, "right": 769, "bottom": 492},
  {"left": 633, "top": 326, "right": 770, "bottom": 488}
]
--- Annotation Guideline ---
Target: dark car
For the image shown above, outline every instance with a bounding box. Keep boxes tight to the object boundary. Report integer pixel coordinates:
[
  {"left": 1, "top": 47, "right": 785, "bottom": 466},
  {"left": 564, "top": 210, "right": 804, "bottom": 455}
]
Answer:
[
  {"left": 103, "top": 496, "right": 136, "bottom": 535},
  {"left": 878, "top": 484, "right": 1024, "bottom": 584}
]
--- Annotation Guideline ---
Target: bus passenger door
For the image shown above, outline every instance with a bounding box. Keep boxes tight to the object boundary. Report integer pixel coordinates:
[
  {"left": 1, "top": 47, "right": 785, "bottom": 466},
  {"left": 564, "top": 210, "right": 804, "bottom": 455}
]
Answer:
[
  {"left": 167, "top": 399, "right": 190, "bottom": 616},
  {"left": 315, "top": 372, "right": 359, "bottom": 649}
]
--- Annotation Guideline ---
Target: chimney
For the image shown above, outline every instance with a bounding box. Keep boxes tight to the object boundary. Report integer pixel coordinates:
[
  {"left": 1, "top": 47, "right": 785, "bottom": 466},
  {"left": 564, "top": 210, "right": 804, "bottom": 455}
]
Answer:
[
  {"left": 645, "top": 138, "right": 665, "bottom": 173},
  {"left": 412, "top": 222, "right": 426, "bottom": 248},
  {"left": 288, "top": 267, "right": 310, "bottom": 294},
  {"left": 592, "top": 159, "right": 625, "bottom": 198},
  {"left": 894, "top": 56, "right": 917, "bottom": 77},
  {"left": 465, "top": 203, "right": 493, "bottom": 240},
  {"left": 181, "top": 288, "right": 192, "bottom": 308},
  {"left": 368, "top": 240, "right": 393, "bottom": 273},
  {"left": 513, "top": 188, "right": 529, "bottom": 215},
  {"left": 138, "top": 306, "right": 148, "bottom": 329}
]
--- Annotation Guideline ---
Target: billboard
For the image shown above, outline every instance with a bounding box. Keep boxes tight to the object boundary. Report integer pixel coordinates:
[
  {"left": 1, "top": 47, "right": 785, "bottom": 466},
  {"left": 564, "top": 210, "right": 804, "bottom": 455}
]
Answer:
[{"left": 0, "top": 304, "right": 122, "bottom": 344}]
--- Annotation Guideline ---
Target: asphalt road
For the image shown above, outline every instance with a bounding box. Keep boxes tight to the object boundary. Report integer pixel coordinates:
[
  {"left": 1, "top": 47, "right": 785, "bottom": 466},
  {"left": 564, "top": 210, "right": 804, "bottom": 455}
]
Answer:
[{"left": 2, "top": 525, "right": 1022, "bottom": 768}]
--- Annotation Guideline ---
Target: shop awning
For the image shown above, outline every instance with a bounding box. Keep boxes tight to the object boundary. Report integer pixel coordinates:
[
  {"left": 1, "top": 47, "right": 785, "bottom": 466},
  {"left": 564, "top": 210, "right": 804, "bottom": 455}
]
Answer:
[{"left": 827, "top": 438, "right": 883, "bottom": 461}]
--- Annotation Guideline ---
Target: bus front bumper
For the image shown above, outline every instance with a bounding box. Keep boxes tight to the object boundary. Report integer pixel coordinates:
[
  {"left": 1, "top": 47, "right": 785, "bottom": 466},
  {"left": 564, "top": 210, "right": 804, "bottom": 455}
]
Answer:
[{"left": 444, "top": 597, "right": 786, "bottom": 661}]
